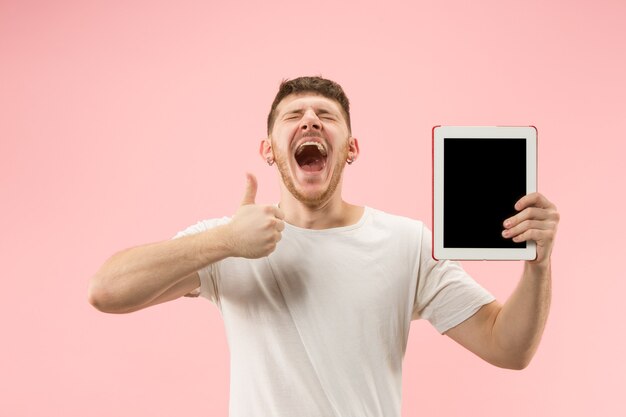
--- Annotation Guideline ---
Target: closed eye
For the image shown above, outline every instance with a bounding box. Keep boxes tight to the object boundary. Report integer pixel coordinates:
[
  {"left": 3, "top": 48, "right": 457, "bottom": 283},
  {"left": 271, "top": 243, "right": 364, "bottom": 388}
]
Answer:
[
  {"left": 284, "top": 114, "right": 301, "bottom": 121},
  {"left": 316, "top": 109, "right": 338, "bottom": 120}
]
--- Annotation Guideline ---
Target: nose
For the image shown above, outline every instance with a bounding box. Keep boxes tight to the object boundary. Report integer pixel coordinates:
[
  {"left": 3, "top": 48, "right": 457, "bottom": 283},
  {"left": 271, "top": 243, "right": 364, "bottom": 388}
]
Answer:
[{"left": 300, "top": 109, "right": 321, "bottom": 132}]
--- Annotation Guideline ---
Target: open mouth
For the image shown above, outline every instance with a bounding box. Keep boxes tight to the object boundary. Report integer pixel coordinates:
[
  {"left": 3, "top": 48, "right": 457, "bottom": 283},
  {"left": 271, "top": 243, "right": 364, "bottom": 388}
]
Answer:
[{"left": 294, "top": 141, "right": 328, "bottom": 173}]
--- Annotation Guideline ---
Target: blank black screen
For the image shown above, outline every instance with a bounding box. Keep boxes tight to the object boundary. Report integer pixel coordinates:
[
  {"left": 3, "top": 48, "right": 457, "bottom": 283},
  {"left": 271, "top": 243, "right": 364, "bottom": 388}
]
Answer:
[{"left": 444, "top": 138, "right": 526, "bottom": 248}]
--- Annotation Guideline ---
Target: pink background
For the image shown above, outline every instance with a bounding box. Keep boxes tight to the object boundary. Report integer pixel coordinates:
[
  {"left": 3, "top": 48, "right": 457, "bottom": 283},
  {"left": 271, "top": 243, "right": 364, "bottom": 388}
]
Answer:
[{"left": 2, "top": 0, "right": 624, "bottom": 415}]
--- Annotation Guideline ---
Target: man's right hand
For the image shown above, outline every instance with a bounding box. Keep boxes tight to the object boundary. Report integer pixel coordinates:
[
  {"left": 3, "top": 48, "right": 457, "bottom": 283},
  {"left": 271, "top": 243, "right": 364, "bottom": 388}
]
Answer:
[{"left": 225, "top": 173, "right": 285, "bottom": 258}]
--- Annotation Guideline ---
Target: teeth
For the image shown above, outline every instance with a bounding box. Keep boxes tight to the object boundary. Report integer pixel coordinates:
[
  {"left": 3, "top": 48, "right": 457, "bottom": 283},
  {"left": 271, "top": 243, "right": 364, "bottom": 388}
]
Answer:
[{"left": 296, "top": 141, "right": 327, "bottom": 157}]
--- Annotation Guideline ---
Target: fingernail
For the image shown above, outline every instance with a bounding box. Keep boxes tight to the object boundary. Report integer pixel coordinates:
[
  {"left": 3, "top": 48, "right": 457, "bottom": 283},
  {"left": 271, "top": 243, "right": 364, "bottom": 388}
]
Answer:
[
  {"left": 504, "top": 220, "right": 511, "bottom": 228},
  {"left": 502, "top": 230, "right": 509, "bottom": 237}
]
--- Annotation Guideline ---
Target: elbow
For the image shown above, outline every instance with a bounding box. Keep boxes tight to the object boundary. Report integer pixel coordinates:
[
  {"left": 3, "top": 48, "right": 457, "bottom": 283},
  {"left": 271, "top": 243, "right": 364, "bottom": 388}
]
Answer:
[
  {"left": 496, "top": 351, "right": 534, "bottom": 371},
  {"left": 515, "top": 353, "right": 534, "bottom": 370},
  {"left": 87, "top": 281, "right": 114, "bottom": 313},
  {"left": 87, "top": 276, "right": 128, "bottom": 314},
  {"left": 504, "top": 359, "right": 530, "bottom": 371}
]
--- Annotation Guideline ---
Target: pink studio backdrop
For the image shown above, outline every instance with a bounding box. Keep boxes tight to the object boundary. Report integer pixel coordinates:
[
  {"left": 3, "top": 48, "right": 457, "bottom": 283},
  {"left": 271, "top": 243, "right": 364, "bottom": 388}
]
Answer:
[{"left": 1, "top": 0, "right": 624, "bottom": 416}]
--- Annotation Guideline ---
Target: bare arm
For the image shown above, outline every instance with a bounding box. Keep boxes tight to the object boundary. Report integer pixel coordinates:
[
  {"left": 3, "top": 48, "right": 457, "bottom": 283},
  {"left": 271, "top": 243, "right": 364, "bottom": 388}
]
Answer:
[
  {"left": 88, "top": 173, "right": 285, "bottom": 314},
  {"left": 445, "top": 192, "right": 559, "bottom": 369},
  {"left": 445, "top": 262, "right": 551, "bottom": 369},
  {"left": 88, "top": 226, "right": 233, "bottom": 313}
]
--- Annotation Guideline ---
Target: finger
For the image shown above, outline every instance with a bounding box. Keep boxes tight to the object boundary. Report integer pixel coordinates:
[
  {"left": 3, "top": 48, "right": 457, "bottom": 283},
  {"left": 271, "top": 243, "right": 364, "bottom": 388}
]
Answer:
[
  {"left": 502, "top": 219, "right": 551, "bottom": 239},
  {"left": 275, "top": 219, "right": 285, "bottom": 232},
  {"left": 511, "top": 228, "right": 555, "bottom": 245},
  {"left": 271, "top": 206, "right": 285, "bottom": 220},
  {"left": 514, "top": 192, "right": 555, "bottom": 211},
  {"left": 241, "top": 173, "right": 257, "bottom": 205},
  {"left": 503, "top": 207, "right": 550, "bottom": 229},
  {"left": 262, "top": 205, "right": 284, "bottom": 220}
]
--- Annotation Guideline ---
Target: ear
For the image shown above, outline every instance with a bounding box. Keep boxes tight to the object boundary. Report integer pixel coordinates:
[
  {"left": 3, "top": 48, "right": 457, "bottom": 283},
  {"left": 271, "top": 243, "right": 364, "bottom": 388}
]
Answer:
[
  {"left": 259, "top": 138, "right": 273, "bottom": 161},
  {"left": 347, "top": 137, "right": 360, "bottom": 162}
]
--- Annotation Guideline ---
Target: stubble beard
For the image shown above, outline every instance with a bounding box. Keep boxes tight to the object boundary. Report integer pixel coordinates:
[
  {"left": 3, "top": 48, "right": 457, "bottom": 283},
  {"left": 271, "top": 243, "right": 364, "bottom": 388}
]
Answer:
[{"left": 273, "top": 139, "right": 350, "bottom": 208}]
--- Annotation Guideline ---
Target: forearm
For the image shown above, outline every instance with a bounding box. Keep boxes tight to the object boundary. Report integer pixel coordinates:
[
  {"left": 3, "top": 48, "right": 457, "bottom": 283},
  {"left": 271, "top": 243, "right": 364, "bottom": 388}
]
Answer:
[
  {"left": 88, "top": 225, "right": 233, "bottom": 312},
  {"left": 492, "top": 260, "right": 552, "bottom": 368}
]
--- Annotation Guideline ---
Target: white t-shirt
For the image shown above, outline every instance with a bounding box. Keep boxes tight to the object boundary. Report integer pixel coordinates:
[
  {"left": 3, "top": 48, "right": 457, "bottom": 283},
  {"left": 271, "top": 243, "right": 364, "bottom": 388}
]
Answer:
[{"left": 175, "top": 206, "right": 495, "bottom": 417}]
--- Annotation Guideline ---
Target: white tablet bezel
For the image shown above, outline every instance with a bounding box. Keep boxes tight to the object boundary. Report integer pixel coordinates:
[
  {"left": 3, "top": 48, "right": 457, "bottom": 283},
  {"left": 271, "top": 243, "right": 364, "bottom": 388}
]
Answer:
[{"left": 433, "top": 126, "right": 537, "bottom": 260}]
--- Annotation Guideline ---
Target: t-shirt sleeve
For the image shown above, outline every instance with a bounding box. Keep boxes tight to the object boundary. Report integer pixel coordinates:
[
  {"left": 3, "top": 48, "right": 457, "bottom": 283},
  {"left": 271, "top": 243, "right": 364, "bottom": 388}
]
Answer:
[
  {"left": 412, "top": 224, "right": 496, "bottom": 334},
  {"left": 172, "top": 217, "right": 230, "bottom": 304}
]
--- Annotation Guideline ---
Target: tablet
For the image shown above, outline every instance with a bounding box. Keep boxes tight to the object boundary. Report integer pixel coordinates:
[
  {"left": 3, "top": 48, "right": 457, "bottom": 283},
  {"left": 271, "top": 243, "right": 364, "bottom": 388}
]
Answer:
[{"left": 433, "top": 126, "right": 537, "bottom": 260}]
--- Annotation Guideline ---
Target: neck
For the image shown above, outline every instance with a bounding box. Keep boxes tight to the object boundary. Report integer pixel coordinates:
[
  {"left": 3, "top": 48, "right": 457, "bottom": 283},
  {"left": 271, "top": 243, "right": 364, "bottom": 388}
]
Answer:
[{"left": 278, "top": 183, "right": 363, "bottom": 230}]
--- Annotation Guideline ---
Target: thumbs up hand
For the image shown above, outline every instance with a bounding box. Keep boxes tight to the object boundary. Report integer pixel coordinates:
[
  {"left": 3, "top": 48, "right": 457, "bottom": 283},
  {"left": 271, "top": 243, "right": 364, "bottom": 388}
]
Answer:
[{"left": 226, "top": 173, "right": 285, "bottom": 259}]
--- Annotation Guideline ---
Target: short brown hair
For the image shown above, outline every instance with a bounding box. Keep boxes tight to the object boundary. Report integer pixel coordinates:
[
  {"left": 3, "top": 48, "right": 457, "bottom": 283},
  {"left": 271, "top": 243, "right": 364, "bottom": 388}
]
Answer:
[{"left": 267, "top": 76, "right": 351, "bottom": 135}]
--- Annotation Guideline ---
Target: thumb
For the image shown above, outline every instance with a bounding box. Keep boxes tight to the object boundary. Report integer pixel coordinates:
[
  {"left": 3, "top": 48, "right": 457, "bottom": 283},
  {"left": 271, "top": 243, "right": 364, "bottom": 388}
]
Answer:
[{"left": 241, "top": 173, "right": 257, "bottom": 205}]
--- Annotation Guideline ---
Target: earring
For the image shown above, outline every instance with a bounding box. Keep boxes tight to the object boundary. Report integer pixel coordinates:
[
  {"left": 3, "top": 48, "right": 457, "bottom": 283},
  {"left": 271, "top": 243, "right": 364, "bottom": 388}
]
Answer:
[
  {"left": 347, "top": 157, "right": 354, "bottom": 165},
  {"left": 266, "top": 157, "right": 274, "bottom": 166}
]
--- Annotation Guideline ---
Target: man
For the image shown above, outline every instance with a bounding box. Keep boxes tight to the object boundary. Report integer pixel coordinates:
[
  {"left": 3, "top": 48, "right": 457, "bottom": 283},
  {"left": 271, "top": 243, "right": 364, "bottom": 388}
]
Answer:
[{"left": 88, "top": 76, "right": 559, "bottom": 416}]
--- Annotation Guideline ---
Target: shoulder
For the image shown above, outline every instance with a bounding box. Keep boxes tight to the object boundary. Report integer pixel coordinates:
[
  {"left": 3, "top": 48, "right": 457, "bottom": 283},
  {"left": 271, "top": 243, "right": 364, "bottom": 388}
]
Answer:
[
  {"left": 367, "top": 206, "right": 425, "bottom": 232},
  {"left": 362, "top": 207, "right": 428, "bottom": 247},
  {"left": 173, "top": 216, "right": 231, "bottom": 239}
]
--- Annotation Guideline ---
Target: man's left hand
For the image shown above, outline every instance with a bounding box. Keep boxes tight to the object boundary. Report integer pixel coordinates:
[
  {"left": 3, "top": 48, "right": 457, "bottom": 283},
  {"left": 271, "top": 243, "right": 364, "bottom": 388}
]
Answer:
[{"left": 502, "top": 192, "right": 560, "bottom": 266}]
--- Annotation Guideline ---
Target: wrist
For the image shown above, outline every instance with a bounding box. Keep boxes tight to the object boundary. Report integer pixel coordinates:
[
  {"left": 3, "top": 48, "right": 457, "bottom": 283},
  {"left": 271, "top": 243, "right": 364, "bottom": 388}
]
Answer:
[
  {"left": 198, "top": 224, "right": 237, "bottom": 262},
  {"left": 524, "top": 258, "right": 551, "bottom": 277},
  {"left": 216, "top": 223, "right": 238, "bottom": 258}
]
